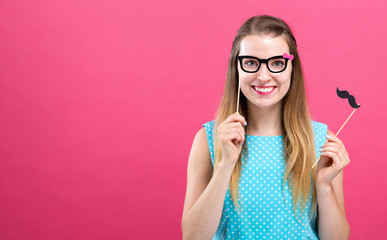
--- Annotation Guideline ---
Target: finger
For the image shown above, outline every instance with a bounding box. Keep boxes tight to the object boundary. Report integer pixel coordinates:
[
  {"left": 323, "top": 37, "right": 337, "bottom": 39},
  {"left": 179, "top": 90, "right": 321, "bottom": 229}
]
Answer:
[
  {"left": 224, "top": 122, "right": 246, "bottom": 132},
  {"left": 341, "top": 143, "right": 349, "bottom": 158},
  {"left": 233, "top": 134, "right": 244, "bottom": 146},
  {"left": 325, "top": 133, "right": 343, "bottom": 145},
  {"left": 322, "top": 146, "right": 346, "bottom": 165},
  {"left": 224, "top": 113, "right": 246, "bottom": 127},
  {"left": 320, "top": 142, "right": 349, "bottom": 158},
  {"left": 225, "top": 131, "right": 242, "bottom": 143},
  {"left": 237, "top": 132, "right": 245, "bottom": 145},
  {"left": 228, "top": 122, "right": 246, "bottom": 138},
  {"left": 218, "top": 124, "right": 245, "bottom": 137},
  {"left": 319, "top": 151, "right": 339, "bottom": 168},
  {"left": 320, "top": 142, "right": 337, "bottom": 148},
  {"left": 221, "top": 128, "right": 244, "bottom": 143},
  {"left": 320, "top": 150, "right": 346, "bottom": 169},
  {"left": 217, "top": 120, "right": 241, "bottom": 134},
  {"left": 336, "top": 150, "right": 348, "bottom": 167},
  {"left": 320, "top": 145, "right": 339, "bottom": 154},
  {"left": 323, "top": 147, "right": 349, "bottom": 162}
]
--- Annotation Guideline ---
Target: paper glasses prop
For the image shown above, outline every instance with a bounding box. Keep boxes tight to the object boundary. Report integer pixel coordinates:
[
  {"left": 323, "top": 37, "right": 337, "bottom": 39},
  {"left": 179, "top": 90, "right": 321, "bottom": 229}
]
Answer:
[
  {"left": 235, "top": 53, "right": 294, "bottom": 114},
  {"left": 312, "top": 87, "right": 361, "bottom": 168}
]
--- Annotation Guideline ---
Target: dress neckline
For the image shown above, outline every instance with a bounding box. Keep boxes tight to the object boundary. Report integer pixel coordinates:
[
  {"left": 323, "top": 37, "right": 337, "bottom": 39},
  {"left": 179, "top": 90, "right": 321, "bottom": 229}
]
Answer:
[{"left": 246, "top": 134, "right": 283, "bottom": 138}]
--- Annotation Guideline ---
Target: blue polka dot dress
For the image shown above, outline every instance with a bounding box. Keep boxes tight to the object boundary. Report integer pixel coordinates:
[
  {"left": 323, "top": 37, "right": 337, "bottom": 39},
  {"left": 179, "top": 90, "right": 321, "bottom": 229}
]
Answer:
[{"left": 203, "top": 120, "right": 328, "bottom": 240}]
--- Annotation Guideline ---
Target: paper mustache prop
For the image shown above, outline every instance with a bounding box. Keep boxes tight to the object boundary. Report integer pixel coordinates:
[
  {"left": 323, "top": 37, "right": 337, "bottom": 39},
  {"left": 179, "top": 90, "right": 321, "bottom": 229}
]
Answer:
[
  {"left": 312, "top": 87, "right": 361, "bottom": 168},
  {"left": 336, "top": 88, "right": 361, "bottom": 108}
]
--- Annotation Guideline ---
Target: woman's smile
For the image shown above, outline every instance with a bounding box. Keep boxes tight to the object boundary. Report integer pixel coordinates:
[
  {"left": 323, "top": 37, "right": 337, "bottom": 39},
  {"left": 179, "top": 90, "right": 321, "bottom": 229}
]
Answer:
[{"left": 251, "top": 86, "right": 276, "bottom": 95}]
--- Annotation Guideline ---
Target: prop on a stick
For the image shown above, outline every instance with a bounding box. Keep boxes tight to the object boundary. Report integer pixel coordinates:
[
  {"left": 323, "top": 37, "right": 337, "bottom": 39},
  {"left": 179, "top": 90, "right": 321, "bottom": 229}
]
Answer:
[
  {"left": 235, "top": 52, "right": 294, "bottom": 115},
  {"left": 312, "top": 87, "right": 360, "bottom": 168}
]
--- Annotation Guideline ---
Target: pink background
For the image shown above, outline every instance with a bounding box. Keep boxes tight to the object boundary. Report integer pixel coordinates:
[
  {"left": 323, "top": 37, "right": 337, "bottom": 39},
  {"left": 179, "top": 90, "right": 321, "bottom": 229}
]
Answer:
[{"left": 0, "top": 0, "right": 386, "bottom": 239}]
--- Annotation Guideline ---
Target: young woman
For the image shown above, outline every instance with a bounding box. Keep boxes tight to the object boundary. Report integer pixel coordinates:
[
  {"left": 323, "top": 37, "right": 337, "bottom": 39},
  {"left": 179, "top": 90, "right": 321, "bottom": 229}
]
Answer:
[{"left": 182, "top": 15, "right": 350, "bottom": 240}]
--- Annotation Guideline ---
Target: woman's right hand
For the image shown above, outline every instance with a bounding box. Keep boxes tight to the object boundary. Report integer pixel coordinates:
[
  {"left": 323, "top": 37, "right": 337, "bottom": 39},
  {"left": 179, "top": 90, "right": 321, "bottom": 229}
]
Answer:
[{"left": 217, "top": 113, "right": 246, "bottom": 168}]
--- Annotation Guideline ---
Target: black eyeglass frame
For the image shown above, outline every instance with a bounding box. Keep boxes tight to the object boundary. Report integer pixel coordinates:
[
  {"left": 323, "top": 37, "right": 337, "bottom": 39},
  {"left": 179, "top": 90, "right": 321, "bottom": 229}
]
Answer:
[{"left": 237, "top": 55, "right": 290, "bottom": 73}]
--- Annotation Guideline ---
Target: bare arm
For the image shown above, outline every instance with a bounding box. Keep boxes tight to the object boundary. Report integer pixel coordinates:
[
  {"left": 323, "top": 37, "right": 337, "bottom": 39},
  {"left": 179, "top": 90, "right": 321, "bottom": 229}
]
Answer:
[
  {"left": 317, "top": 129, "right": 350, "bottom": 240},
  {"left": 181, "top": 128, "right": 235, "bottom": 240},
  {"left": 316, "top": 177, "right": 350, "bottom": 239}
]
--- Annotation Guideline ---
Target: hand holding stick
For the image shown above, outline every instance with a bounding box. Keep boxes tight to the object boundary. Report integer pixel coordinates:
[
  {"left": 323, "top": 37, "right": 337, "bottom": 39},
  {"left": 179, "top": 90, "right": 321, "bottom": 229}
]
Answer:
[{"left": 312, "top": 107, "right": 359, "bottom": 168}]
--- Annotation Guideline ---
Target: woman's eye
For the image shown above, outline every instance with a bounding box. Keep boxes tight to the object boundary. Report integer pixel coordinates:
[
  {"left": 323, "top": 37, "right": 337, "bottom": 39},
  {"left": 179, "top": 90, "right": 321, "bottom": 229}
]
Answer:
[
  {"left": 270, "top": 60, "right": 285, "bottom": 68},
  {"left": 245, "top": 60, "right": 257, "bottom": 66},
  {"left": 272, "top": 60, "right": 284, "bottom": 67}
]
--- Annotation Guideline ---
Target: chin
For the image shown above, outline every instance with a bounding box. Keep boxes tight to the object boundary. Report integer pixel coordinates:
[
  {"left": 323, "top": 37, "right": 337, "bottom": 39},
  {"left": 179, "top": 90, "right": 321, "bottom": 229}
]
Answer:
[{"left": 252, "top": 100, "right": 282, "bottom": 109}]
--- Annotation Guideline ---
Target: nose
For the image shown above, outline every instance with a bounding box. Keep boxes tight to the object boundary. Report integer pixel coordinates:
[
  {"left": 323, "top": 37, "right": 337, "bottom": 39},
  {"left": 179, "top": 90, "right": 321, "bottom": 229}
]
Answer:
[{"left": 256, "top": 63, "right": 271, "bottom": 82}]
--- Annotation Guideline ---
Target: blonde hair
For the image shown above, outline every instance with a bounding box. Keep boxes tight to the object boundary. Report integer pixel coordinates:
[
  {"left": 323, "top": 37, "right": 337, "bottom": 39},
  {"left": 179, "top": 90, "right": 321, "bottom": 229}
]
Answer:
[{"left": 212, "top": 15, "right": 317, "bottom": 224}]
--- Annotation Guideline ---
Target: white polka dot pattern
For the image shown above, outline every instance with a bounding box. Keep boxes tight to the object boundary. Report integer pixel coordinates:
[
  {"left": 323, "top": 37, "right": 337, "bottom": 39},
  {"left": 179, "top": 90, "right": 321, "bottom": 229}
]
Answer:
[{"left": 203, "top": 120, "right": 328, "bottom": 240}]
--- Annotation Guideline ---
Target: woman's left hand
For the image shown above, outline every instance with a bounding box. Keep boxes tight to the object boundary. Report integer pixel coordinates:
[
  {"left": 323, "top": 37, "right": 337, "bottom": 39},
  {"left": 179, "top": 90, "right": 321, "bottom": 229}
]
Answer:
[{"left": 316, "top": 130, "right": 350, "bottom": 186}]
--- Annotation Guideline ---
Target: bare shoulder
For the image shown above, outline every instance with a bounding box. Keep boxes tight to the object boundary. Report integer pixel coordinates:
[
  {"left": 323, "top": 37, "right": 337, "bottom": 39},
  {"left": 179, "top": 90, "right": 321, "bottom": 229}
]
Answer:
[
  {"left": 182, "top": 127, "right": 213, "bottom": 219},
  {"left": 192, "top": 127, "right": 212, "bottom": 161},
  {"left": 189, "top": 127, "right": 213, "bottom": 170}
]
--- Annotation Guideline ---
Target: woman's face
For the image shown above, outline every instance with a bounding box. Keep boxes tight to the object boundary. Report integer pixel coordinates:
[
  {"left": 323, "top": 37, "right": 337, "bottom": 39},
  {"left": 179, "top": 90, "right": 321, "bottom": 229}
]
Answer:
[{"left": 238, "top": 34, "right": 292, "bottom": 110}]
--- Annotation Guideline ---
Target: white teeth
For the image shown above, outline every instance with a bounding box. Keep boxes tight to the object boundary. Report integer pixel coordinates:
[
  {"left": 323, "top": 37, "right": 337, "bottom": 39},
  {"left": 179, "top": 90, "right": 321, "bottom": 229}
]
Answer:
[{"left": 254, "top": 86, "right": 274, "bottom": 93}]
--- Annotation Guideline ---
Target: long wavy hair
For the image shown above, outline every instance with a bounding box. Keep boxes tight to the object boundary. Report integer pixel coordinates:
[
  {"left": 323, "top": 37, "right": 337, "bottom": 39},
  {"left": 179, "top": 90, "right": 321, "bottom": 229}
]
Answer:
[{"left": 212, "top": 15, "right": 317, "bottom": 224}]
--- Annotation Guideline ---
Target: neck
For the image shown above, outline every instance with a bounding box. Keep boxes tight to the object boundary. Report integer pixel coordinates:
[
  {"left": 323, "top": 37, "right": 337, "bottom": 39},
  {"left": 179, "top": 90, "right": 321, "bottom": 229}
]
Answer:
[{"left": 245, "top": 101, "right": 283, "bottom": 136}]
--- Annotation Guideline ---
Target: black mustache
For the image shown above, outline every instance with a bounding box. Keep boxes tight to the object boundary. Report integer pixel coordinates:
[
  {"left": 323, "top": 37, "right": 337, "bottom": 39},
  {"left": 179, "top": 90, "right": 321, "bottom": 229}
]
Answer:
[{"left": 336, "top": 87, "right": 360, "bottom": 108}]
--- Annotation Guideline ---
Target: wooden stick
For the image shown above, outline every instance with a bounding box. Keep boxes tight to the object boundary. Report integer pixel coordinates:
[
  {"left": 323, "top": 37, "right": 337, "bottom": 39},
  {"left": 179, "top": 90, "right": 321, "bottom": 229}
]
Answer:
[
  {"left": 312, "top": 106, "right": 359, "bottom": 168},
  {"left": 236, "top": 76, "right": 241, "bottom": 113},
  {"left": 335, "top": 106, "right": 358, "bottom": 136}
]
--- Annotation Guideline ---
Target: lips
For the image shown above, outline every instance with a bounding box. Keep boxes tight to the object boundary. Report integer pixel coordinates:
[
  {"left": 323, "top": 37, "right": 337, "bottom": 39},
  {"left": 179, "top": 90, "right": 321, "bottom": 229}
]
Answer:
[{"left": 251, "top": 86, "right": 276, "bottom": 95}]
